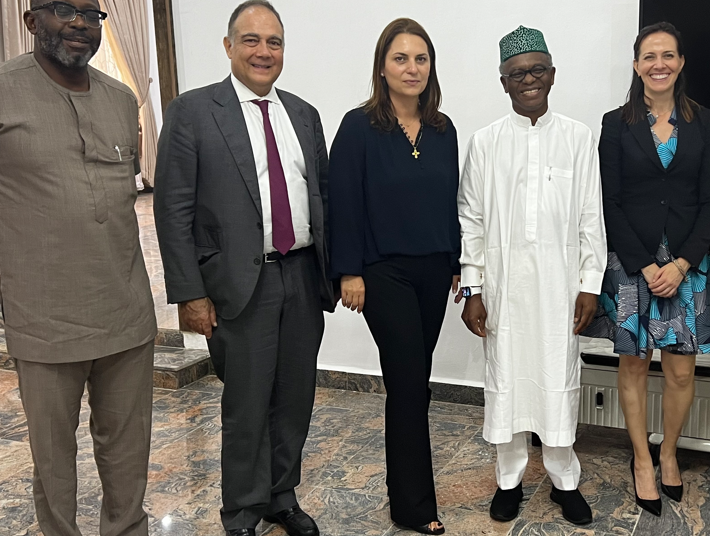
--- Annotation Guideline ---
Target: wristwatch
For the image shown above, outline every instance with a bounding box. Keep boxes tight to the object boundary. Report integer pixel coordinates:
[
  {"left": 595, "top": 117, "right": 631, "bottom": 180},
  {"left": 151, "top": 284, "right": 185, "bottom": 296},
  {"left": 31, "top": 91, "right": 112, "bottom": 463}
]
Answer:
[{"left": 461, "top": 286, "right": 481, "bottom": 298}]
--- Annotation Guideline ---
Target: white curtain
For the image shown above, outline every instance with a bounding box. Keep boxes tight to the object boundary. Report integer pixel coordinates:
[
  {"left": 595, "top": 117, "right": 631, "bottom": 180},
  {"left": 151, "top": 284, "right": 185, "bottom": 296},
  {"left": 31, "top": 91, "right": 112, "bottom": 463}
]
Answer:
[
  {"left": 100, "top": 0, "right": 157, "bottom": 187},
  {"left": 1, "top": 0, "right": 32, "bottom": 62}
]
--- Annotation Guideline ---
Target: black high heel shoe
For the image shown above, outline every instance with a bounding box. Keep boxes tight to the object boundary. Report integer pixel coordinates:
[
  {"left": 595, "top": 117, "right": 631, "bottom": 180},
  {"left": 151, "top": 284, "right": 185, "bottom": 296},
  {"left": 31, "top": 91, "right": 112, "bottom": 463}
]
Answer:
[
  {"left": 650, "top": 442, "right": 684, "bottom": 502},
  {"left": 630, "top": 456, "right": 662, "bottom": 516}
]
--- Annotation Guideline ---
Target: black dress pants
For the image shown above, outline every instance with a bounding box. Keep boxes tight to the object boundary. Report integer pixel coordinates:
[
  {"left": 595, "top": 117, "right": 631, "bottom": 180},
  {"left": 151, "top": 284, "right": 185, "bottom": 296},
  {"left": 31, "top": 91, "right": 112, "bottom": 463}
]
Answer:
[
  {"left": 362, "top": 253, "right": 452, "bottom": 526},
  {"left": 207, "top": 248, "right": 325, "bottom": 531}
]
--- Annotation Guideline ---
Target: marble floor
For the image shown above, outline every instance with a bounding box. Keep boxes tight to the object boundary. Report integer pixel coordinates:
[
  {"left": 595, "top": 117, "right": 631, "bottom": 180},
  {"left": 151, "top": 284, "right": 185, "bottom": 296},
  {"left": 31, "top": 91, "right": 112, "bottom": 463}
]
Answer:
[{"left": 1, "top": 371, "right": 709, "bottom": 536}]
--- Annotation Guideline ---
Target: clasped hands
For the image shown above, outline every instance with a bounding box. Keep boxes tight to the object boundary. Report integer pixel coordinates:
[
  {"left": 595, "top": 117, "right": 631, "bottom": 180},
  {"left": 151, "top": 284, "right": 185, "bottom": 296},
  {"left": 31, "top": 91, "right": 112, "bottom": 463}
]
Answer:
[{"left": 642, "top": 259, "right": 689, "bottom": 298}]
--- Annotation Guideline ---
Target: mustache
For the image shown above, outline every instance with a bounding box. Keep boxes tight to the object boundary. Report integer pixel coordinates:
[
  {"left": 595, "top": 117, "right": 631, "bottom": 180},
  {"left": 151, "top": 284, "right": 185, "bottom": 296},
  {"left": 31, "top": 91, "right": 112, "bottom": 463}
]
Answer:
[{"left": 59, "top": 30, "right": 93, "bottom": 43}]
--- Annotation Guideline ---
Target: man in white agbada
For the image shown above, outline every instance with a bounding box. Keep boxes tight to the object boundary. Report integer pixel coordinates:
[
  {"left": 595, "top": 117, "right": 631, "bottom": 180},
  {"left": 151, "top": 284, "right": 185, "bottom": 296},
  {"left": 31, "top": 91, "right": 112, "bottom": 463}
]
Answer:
[{"left": 458, "top": 26, "right": 607, "bottom": 525}]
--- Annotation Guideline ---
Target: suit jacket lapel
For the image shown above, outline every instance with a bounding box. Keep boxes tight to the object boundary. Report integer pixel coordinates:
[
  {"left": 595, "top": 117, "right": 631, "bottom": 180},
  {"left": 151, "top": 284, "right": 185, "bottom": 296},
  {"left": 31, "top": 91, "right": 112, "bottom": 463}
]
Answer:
[
  {"left": 211, "top": 77, "right": 263, "bottom": 217},
  {"left": 278, "top": 90, "right": 317, "bottom": 195},
  {"left": 629, "top": 117, "right": 665, "bottom": 173},
  {"left": 666, "top": 111, "right": 692, "bottom": 173}
]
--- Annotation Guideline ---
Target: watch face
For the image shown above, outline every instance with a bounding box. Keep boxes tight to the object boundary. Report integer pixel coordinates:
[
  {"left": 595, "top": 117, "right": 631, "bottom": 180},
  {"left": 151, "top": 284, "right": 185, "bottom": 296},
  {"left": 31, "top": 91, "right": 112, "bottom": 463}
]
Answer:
[{"left": 462, "top": 287, "right": 473, "bottom": 298}]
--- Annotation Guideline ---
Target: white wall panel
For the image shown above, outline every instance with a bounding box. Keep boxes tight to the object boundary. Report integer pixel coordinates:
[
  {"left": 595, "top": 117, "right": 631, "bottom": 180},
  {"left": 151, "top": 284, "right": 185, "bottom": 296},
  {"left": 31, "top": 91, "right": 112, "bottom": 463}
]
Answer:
[{"left": 171, "top": 0, "right": 640, "bottom": 385}]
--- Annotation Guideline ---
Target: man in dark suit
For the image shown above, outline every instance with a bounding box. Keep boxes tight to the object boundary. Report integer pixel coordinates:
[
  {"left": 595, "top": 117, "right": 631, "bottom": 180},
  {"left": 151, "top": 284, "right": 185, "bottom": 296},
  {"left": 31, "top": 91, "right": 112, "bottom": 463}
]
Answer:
[{"left": 154, "top": 2, "right": 334, "bottom": 535}]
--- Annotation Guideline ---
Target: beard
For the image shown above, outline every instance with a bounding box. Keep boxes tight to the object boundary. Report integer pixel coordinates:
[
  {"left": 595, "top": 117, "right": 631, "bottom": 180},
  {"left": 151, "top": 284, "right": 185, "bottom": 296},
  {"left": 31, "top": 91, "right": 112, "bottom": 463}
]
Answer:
[{"left": 35, "top": 25, "right": 99, "bottom": 69}]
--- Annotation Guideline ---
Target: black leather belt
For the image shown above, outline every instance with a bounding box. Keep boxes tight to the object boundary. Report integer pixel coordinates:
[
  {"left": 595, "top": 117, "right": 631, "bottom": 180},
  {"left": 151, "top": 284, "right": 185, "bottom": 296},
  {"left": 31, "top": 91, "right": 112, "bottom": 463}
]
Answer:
[{"left": 264, "top": 245, "right": 314, "bottom": 263}]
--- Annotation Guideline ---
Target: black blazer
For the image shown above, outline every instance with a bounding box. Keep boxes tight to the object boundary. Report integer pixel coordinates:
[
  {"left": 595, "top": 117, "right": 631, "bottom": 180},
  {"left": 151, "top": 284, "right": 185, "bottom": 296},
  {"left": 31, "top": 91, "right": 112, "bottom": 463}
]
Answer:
[
  {"left": 599, "top": 106, "right": 710, "bottom": 274},
  {"left": 154, "top": 77, "right": 335, "bottom": 319}
]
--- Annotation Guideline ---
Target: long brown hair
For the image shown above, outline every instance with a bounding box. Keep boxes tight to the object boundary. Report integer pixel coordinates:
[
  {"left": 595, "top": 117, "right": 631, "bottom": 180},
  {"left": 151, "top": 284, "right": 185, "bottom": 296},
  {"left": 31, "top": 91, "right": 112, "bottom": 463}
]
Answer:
[
  {"left": 622, "top": 21, "right": 699, "bottom": 124},
  {"left": 363, "top": 18, "right": 447, "bottom": 132}
]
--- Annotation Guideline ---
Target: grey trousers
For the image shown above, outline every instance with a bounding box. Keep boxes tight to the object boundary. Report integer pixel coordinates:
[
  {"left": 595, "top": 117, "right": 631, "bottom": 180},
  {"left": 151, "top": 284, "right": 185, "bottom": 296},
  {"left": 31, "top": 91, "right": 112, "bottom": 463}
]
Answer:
[
  {"left": 207, "top": 248, "right": 325, "bottom": 531},
  {"left": 15, "top": 341, "right": 154, "bottom": 536}
]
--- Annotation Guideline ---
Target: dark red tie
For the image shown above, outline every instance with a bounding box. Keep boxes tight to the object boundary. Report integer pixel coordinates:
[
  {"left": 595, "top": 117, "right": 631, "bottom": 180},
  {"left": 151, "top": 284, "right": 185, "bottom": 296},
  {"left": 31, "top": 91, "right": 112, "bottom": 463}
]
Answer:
[{"left": 252, "top": 99, "right": 296, "bottom": 255}]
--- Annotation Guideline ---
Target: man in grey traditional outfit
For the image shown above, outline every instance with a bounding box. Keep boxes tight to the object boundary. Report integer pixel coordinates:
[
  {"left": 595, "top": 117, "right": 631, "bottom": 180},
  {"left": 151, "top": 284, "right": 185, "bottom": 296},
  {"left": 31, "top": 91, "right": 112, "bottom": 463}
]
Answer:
[
  {"left": 0, "top": 1, "right": 157, "bottom": 534},
  {"left": 458, "top": 26, "right": 607, "bottom": 525}
]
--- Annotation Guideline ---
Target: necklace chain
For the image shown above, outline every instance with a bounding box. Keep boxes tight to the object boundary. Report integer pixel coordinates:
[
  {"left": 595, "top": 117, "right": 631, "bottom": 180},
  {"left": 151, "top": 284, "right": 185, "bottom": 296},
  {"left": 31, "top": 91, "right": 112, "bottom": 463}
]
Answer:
[{"left": 399, "top": 118, "right": 424, "bottom": 159}]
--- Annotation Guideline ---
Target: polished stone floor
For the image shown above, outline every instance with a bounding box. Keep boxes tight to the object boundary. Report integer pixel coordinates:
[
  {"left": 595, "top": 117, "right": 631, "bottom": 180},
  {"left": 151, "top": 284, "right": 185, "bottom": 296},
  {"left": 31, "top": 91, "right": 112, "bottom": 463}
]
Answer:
[{"left": 1, "top": 371, "right": 709, "bottom": 536}]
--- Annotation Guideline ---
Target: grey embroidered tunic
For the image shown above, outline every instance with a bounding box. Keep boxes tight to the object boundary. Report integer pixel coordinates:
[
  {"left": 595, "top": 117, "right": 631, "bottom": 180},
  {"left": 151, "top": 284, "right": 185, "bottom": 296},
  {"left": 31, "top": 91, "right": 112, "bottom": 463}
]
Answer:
[{"left": 0, "top": 54, "right": 156, "bottom": 363}]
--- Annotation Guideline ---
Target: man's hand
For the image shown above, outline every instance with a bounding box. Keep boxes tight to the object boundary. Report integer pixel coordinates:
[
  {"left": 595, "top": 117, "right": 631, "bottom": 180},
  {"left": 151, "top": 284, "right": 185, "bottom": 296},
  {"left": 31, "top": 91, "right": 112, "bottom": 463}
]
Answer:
[
  {"left": 573, "top": 292, "right": 597, "bottom": 335},
  {"left": 648, "top": 260, "right": 687, "bottom": 298},
  {"left": 178, "top": 297, "right": 218, "bottom": 339},
  {"left": 462, "top": 294, "right": 487, "bottom": 337},
  {"left": 341, "top": 275, "right": 365, "bottom": 313}
]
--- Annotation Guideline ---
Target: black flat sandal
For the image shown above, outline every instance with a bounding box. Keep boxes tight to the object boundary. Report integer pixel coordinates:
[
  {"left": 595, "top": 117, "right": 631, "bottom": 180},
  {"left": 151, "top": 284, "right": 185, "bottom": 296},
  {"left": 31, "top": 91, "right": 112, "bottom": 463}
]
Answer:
[{"left": 395, "top": 521, "right": 445, "bottom": 535}]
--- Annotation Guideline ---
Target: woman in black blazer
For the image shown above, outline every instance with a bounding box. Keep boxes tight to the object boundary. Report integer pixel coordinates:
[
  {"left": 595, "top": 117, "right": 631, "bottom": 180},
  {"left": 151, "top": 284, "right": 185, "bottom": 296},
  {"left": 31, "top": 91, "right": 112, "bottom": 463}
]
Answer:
[
  {"left": 328, "top": 18, "right": 460, "bottom": 536},
  {"left": 585, "top": 22, "right": 710, "bottom": 516}
]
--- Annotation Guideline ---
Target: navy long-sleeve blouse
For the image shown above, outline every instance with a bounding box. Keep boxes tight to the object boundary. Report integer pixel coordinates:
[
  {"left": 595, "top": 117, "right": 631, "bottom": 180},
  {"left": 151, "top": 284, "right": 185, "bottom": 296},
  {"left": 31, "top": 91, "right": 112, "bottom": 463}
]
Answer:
[{"left": 328, "top": 107, "right": 461, "bottom": 279}]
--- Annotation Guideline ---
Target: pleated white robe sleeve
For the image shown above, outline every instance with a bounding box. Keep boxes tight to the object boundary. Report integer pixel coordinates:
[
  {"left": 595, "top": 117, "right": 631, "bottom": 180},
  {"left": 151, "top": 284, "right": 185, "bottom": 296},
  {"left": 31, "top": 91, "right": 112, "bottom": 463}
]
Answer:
[{"left": 458, "top": 111, "right": 607, "bottom": 447}]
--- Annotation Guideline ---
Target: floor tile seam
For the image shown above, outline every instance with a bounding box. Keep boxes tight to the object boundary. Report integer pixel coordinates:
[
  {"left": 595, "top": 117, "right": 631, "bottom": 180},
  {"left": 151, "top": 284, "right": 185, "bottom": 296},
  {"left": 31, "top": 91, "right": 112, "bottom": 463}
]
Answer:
[
  {"left": 311, "top": 482, "right": 388, "bottom": 499},
  {"left": 579, "top": 462, "right": 637, "bottom": 503},
  {"left": 629, "top": 507, "right": 644, "bottom": 535},
  {"left": 181, "top": 386, "right": 223, "bottom": 396},
  {"left": 150, "top": 415, "right": 222, "bottom": 440},
  {"left": 336, "top": 434, "right": 382, "bottom": 467},
  {"left": 432, "top": 429, "right": 482, "bottom": 478},
  {"left": 0, "top": 430, "right": 29, "bottom": 443}
]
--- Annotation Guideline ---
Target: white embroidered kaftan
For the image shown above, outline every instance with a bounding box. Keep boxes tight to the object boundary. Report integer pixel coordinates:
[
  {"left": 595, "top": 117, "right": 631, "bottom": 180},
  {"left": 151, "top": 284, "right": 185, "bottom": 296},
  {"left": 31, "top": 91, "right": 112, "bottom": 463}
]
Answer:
[{"left": 458, "top": 110, "right": 607, "bottom": 447}]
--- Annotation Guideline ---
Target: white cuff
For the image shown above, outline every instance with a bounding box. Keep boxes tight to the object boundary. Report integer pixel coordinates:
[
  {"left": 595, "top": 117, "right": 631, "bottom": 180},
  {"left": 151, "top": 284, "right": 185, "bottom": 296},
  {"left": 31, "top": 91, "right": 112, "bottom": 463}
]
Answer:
[
  {"left": 461, "top": 265, "right": 484, "bottom": 288},
  {"left": 579, "top": 270, "right": 604, "bottom": 295},
  {"left": 468, "top": 286, "right": 482, "bottom": 296}
]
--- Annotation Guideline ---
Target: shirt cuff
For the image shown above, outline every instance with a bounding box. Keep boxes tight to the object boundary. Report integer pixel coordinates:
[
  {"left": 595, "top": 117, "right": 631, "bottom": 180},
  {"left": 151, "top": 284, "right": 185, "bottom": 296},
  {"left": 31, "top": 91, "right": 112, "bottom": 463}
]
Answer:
[
  {"left": 468, "top": 286, "right": 482, "bottom": 296},
  {"left": 461, "top": 265, "right": 484, "bottom": 288},
  {"left": 580, "top": 270, "right": 604, "bottom": 295}
]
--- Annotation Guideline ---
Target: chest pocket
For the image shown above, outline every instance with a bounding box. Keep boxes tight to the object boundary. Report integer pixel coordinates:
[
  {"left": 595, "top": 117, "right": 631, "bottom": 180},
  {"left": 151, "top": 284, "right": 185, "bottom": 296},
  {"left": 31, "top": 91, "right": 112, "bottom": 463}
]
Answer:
[
  {"left": 542, "top": 166, "right": 576, "bottom": 228},
  {"left": 546, "top": 166, "right": 574, "bottom": 180}
]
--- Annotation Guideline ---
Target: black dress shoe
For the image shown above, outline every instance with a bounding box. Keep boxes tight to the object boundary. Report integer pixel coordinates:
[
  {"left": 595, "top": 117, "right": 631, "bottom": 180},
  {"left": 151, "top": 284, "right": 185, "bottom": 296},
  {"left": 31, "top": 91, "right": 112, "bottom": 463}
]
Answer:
[
  {"left": 550, "top": 486, "right": 593, "bottom": 525},
  {"left": 630, "top": 456, "right": 662, "bottom": 516},
  {"left": 395, "top": 521, "right": 445, "bottom": 535},
  {"left": 226, "top": 530, "right": 255, "bottom": 536},
  {"left": 531, "top": 432, "right": 542, "bottom": 447},
  {"left": 263, "top": 504, "right": 319, "bottom": 536},
  {"left": 490, "top": 482, "right": 523, "bottom": 521},
  {"left": 650, "top": 442, "right": 684, "bottom": 502}
]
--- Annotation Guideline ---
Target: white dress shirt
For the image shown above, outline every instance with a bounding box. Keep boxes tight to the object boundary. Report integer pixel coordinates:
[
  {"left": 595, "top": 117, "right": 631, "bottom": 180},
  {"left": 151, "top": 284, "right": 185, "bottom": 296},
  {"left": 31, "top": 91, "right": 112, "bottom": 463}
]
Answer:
[
  {"left": 458, "top": 109, "right": 607, "bottom": 447},
  {"left": 231, "top": 75, "right": 312, "bottom": 254}
]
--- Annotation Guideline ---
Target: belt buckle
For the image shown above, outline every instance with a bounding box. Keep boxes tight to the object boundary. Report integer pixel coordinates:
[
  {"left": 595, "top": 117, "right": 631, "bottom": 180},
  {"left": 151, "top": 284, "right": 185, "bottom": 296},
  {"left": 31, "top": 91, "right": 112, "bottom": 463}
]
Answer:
[{"left": 264, "top": 253, "right": 278, "bottom": 264}]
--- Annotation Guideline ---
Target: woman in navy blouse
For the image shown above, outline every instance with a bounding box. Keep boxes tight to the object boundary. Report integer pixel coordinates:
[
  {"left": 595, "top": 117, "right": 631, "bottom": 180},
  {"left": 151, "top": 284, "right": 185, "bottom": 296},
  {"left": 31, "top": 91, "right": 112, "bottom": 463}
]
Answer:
[
  {"left": 584, "top": 22, "right": 710, "bottom": 517},
  {"left": 328, "top": 18, "right": 460, "bottom": 536}
]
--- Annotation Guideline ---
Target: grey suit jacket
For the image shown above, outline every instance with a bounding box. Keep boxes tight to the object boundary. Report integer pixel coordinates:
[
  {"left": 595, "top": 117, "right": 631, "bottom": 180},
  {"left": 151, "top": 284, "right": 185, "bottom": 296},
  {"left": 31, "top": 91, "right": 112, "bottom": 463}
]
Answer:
[{"left": 154, "top": 77, "right": 335, "bottom": 319}]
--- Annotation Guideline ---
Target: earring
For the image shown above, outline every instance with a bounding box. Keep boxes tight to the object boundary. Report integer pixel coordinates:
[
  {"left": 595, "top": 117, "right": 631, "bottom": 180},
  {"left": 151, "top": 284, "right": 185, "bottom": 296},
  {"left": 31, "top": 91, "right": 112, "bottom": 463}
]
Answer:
[{"left": 380, "top": 73, "right": 384, "bottom": 77}]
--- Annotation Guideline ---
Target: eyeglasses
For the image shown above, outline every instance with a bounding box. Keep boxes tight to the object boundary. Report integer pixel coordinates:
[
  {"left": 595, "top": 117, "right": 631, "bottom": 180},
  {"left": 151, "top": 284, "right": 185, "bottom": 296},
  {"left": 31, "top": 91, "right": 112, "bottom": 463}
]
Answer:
[
  {"left": 31, "top": 2, "right": 108, "bottom": 29},
  {"left": 501, "top": 65, "right": 552, "bottom": 83}
]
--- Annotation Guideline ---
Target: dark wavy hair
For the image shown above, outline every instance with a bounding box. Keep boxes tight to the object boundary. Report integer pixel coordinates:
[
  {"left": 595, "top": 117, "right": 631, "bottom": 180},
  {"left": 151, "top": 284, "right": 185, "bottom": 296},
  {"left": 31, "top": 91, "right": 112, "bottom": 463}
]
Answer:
[
  {"left": 622, "top": 21, "right": 699, "bottom": 124},
  {"left": 363, "top": 18, "right": 446, "bottom": 132}
]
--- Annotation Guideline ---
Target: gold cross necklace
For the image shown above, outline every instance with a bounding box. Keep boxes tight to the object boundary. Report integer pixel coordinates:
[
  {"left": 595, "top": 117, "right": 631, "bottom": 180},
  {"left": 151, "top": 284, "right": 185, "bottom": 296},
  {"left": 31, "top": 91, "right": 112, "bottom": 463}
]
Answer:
[{"left": 399, "top": 119, "right": 424, "bottom": 159}]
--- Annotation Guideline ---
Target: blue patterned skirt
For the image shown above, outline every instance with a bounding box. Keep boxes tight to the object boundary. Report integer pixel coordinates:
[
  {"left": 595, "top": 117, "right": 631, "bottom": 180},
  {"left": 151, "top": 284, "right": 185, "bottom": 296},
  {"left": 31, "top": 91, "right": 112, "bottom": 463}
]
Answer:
[{"left": 583, "top": 236, "right": 710, "bottom": 358}]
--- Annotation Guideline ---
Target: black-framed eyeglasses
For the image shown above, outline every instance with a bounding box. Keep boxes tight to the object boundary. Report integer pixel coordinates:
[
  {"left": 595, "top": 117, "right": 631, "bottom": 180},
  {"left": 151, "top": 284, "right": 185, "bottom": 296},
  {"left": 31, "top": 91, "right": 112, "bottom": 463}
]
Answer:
[
  {"left": 31, "top": 2, "right": 108, "bottom": 29},
  {"left": 501, "top": 65, "right": 552, "bottom": 83}
]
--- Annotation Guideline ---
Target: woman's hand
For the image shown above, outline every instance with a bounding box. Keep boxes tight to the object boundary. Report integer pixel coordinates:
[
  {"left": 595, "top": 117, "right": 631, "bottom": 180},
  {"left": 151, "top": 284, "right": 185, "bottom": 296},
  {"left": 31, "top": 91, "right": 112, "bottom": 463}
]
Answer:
[
  {"left": 641, "top": 263, "right": 660, "bottom": 285},
  {"left": 341, "top": 275, "right": 365, "bottom": 313},
  {"left": 648, "top": 259, "right": 689, "bottom": 298},
  {"left": 452, "top": 275, "right": 463, "bottom": 303}
]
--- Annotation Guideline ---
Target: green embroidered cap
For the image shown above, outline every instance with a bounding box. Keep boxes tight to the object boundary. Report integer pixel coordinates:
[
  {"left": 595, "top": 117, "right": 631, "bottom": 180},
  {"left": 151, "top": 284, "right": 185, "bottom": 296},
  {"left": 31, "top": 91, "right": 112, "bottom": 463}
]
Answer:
[{"left": 499, "top": 25, "right": 549, "bottom": 63}]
